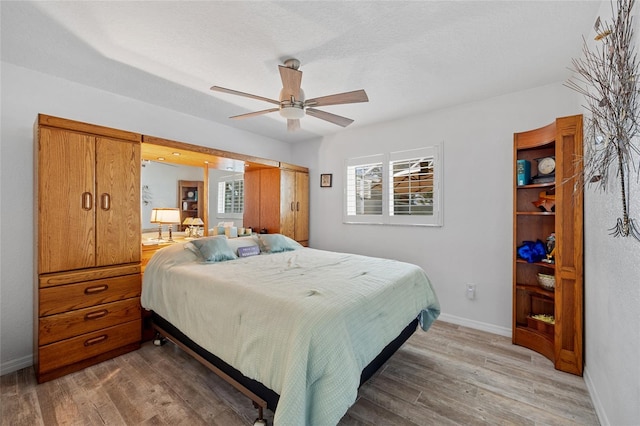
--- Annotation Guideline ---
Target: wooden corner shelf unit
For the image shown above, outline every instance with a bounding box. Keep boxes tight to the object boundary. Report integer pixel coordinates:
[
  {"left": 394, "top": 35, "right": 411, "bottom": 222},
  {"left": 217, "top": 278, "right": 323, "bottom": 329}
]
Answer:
[
  {"left": 512, "top": 114, "right": 584, "bottom": 376},
  {"left": 178, "top": 180, "right": 204, "bottom": 230}
]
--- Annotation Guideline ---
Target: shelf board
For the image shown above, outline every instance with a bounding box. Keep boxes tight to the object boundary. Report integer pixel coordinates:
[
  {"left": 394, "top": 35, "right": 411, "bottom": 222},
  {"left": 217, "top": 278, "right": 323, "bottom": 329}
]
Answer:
[
  {"left": 515, "top": 323, "right": 554, "bottom": 342},
  {"left": 515, "top": 283, "right": 555, "bottom": 299},
  {"left": 516, "top": 211, "right": 555, "bottom": 216},
  {"left": 513, "top": 325, "right": 555, "bottom": 361},
  {"left": 516, "top": 182, "right": 555, "bottom": 189},
  {"left": 515, "top": 259, "right": 555, "bottom": 269}
]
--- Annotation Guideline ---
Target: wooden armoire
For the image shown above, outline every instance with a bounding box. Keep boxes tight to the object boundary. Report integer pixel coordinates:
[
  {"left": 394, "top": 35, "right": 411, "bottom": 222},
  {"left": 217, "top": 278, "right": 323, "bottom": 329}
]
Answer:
[
  {"left": 243, "top": 164, "right": 309, "bottom": 246},
  {"left": 34, "top": 114, "right": 142, "bottom": 383}
]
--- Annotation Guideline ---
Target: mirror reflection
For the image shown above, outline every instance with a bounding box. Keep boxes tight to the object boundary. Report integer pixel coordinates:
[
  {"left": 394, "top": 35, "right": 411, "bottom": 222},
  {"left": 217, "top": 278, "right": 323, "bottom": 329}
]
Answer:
[{"left": 141, "top": 161, "right": 244, "bottom": 234}]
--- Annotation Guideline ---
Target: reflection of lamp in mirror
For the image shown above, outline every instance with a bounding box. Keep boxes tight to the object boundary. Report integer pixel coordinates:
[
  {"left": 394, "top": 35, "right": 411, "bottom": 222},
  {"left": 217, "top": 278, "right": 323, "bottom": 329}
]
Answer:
[
  {"left": 150, "top": 208, "right": 181, "bottom": 242},
  {"left": 182, "top": 217, "right": 194, "bottom": 238},
  {"left": 191, "top": 217, "right": 204, "bottom": 237}
]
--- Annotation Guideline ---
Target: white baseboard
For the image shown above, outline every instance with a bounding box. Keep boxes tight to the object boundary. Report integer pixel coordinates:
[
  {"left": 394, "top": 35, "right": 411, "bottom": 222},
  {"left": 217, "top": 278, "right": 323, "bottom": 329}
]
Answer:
[
  {"left": 583, "top": 367, "right": 608, "bottom": 426},
  {"left": 0, "top": 354, "right": 33, "bottom": 376},
  {"left": 437, "top": 313, "right": 512, "bottom": 337}
]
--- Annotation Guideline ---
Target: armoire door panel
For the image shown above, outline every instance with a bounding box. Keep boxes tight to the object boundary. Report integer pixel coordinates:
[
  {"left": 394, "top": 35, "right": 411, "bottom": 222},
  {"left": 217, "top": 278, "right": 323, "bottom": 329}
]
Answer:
[
  {"left": 294, "top": 172, "right": 309, "bottom": 242},
  {"left": 38, "top": 128, "right": 96, "bottom": 273},
  {"left": 95, "top": 138, "right": 141, "bottom": 266},
  {"left": 259, "top": 168, "right": 281, "bottom": 234},
  {"left": 280, "top": 169, "right": 296, "bottom": 238},
  {"left": 242, "top": 170, "right": 261, "bottom": 231}
]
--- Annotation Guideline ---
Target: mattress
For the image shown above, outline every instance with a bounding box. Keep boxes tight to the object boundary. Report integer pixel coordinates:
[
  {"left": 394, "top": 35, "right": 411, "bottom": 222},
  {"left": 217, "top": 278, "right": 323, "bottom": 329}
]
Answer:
[{"left": 141, "top": 240, "right": 440, "bottom": 425}]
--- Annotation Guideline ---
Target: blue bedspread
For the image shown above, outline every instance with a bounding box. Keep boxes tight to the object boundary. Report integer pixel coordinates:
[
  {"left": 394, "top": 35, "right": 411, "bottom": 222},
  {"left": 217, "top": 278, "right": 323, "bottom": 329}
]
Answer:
[{"left": 142, "top": 244, "right": 440, "bottom": 425}]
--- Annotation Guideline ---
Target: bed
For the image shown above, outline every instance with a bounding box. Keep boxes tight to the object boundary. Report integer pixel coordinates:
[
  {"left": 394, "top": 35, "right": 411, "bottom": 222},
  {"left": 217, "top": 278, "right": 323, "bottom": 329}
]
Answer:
[{"left": 141, "top": 234, "right": 440, "bottom": 425}]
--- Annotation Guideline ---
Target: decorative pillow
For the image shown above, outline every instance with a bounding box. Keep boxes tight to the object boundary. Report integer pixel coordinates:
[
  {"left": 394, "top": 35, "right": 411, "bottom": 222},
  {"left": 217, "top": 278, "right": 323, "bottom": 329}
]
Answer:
[
  {"left": 191, "top": 236, "right": 237, "bottom": 262},
  {"left": 226, "top": 236, "right": 260, "bottom": 256},
  {"left": 237, "top": 245, "right": 260, "bottom": 258},
  {"left": 257, "top": 233, "right": 302, "bottom": 253}
]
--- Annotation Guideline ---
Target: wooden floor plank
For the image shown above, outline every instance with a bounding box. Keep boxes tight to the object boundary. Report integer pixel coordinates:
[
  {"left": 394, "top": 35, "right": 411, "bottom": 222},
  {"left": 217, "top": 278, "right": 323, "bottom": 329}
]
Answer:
[{"left": 0, "top": 321, "right": 599, "bottom": 425}]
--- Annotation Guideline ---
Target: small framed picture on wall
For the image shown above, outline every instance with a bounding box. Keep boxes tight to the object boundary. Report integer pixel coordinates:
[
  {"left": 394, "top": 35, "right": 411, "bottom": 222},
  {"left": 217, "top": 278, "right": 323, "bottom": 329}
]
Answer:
[{"left": 320, "top": 173, "right": 333, "bottom": 188}]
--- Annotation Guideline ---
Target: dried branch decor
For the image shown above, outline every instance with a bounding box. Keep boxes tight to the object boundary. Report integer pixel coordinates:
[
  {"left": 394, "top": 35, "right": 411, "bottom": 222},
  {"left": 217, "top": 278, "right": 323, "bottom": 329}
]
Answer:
[{"left": 566, "top": 0, "right": 640, "bottom": 241}]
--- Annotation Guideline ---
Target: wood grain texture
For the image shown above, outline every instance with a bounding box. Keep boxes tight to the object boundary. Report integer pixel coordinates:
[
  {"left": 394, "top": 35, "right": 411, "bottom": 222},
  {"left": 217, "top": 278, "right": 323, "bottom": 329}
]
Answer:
[
  {"left": 38, "top": 127, "right": 96, "bottom": 274},
  {"left": 95, "top": 137, "right": 141, "bottom": 266},
  {"left": 294, "top": 171, "right": 309, "bottom": 244},
  {"left": 1, "top": 321, "right": 598, "bottom": 425}
]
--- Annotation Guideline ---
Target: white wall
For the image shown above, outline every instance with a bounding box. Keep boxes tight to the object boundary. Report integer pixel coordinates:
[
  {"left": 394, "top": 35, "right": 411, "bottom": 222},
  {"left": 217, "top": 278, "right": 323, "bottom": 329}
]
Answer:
[
  {"left": 294, "top": 79, "right": 640, "bottom": 424},
  {"left": 294, "top": 81, "right": 582, "bottom": 334},
  {"left": 0, "top": 62, "right": 292, "bottom": 373},
  {"left": 584, "top": 174, "right": 640, "bottom": 425},
  {"left": 580, "top": 2, "right": 640, "bottom": 424}
]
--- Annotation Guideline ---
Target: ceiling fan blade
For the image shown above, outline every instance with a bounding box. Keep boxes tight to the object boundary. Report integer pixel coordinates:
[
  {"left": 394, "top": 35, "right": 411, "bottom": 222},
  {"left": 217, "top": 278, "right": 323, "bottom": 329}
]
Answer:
[
  {"left": 287, "top": 119, "right": 301, "bottom": 132},
  {"left": 230, "top": 108, "right": 279, "bottom": 120},
  {"left": 211, "top": 86, "right": 280, "bottom": 106},
  {"left": 305, "top": 89, "right": 368, "bottom": 107},
  {"left": 278, "top": 65, "right": 302, "bottom": 100},
  {"left": 306, "top": 108, "right": 354, "bottom": 127}
]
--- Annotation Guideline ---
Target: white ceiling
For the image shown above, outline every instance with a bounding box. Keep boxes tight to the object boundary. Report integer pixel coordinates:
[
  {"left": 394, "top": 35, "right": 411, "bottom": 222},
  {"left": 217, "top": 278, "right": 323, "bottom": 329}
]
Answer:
[{"left": 1, "top": 1, "right": 601, "bottom": 143}]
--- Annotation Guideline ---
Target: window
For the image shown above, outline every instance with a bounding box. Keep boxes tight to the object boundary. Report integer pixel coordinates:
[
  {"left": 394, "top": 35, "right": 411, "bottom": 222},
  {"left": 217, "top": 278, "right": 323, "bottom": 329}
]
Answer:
[
  {"left": 217, "top": 177, "right": 244, "bottom": 216},
  {"left": 344, "top": 145, "right": 442, "bottom": 226},
  {"left": 345, "top": 154, "right": 384, "bottom": 222}
]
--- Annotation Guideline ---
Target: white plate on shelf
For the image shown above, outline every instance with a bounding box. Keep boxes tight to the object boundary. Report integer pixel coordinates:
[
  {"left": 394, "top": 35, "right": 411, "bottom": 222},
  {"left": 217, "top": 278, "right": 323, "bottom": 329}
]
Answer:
[{"left": 187, "top": 191, "right": 194, "bottom": 198}]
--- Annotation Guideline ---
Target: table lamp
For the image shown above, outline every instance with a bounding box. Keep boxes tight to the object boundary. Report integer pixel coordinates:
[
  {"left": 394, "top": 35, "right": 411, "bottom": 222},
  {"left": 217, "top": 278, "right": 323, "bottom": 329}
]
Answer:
[
  {"left": 150, "top": 208, "right": 181, "bottom": 242},
  {"left": 191, "top": 217, "right": 204, "bottom": 237}
]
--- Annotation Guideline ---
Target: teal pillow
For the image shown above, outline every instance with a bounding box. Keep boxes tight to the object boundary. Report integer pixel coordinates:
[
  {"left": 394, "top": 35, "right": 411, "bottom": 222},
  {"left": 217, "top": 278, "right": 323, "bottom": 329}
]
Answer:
[
  {"left": 191, "top": 236, "right": 237, "bottom": 262},
  {"left": 257, "top": 234, "right": 302, "bottom": 253}
]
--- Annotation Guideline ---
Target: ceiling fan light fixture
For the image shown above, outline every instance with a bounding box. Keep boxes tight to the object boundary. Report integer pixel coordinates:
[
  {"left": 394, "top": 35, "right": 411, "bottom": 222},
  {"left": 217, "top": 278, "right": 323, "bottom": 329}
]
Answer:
[
  {"left": 279, "top": 106, "right": 305, "bottom": 120},
  {"left": 211, "top": 59, "right": 368, "bottom": 130}
]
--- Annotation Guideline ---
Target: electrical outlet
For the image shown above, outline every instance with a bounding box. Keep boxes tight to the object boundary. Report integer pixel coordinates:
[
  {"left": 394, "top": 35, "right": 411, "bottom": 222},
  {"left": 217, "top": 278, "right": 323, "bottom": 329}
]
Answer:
[{"left": 466, "top": 284, "right": 476, "bottom": 300}]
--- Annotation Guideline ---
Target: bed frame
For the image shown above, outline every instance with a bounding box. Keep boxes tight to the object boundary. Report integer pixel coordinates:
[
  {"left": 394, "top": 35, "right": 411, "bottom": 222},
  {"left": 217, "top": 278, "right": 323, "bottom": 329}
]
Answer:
[{"left": 151, "top": 312, "right": 419, "bottom": 425}]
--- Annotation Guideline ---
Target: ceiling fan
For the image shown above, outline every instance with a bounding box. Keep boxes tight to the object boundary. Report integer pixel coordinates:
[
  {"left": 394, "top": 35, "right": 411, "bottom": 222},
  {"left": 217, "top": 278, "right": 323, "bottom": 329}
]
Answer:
[{"left": 210, "top": 58, "right": 369, "bottom": 131}]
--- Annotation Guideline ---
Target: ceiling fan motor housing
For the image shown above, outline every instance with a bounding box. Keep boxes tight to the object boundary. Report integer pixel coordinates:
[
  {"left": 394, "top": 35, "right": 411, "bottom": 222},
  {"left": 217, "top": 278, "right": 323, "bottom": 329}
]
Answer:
[{"left": 279, "top": 88, "right": 305, "bottom": 119}]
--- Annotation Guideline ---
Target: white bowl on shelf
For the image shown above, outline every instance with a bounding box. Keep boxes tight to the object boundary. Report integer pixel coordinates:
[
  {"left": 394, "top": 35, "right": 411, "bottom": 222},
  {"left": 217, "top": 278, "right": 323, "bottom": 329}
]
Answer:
[{"left": 537, "top": 273, "right": 555, "bottom": 290}]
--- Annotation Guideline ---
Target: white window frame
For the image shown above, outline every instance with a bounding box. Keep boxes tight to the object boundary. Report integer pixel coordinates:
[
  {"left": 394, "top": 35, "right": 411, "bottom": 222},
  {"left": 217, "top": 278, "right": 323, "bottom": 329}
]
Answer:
[
  {"left": 343, "top": 144, "right": 443, "bottom": 226},
  {"left": 217, "top": 176, "right": 244, "bottom": 219},
  {"left": 344, "top": 154, "right": 385, "bottom": 224}
]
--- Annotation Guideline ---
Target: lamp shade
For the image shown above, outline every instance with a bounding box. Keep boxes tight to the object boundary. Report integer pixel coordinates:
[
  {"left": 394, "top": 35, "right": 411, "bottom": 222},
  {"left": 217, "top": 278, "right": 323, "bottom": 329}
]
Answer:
[
  {"left": 191, "top": 217, "right": 204, "bottom": 226},
  {"left": 182, "top": 217, "right": 194, "bottom": 226},
  {"left": 150, "top": 208, "right": 181, "bottom": 224}
]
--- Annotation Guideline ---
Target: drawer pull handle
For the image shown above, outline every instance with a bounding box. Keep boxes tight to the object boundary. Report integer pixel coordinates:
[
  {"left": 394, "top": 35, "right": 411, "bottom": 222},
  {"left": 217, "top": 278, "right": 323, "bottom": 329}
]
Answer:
[
  {"left": 100, "top": 193, "right": 111, "bottom": 211},
  {"left": 84, "top": 335, "right": 108, "bottom": 346},
  {"left": 82, "top": 192, "right": 93, "bottom": 210},
  {"left": 84, "top": 284, "right": 109, "bottom": 295},
  {"left": 84, "top": 309, "right": 108, "bottom": 320}
]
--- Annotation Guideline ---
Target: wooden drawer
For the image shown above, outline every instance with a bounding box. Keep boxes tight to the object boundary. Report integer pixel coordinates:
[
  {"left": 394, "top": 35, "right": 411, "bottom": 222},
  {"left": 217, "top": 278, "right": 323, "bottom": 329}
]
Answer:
[
  {"left": 39, "top": 299, "right": 141, "bottom": 345},
  {"left": 39, "top": 274, "right": 140, "bottom": 316},
  {"left": 38, "top": 319, "right": 141, "bottom": 374}
]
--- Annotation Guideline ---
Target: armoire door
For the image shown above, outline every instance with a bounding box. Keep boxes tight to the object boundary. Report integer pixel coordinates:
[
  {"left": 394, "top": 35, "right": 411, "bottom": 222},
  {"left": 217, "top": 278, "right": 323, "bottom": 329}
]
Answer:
[
  {"left": 38, "top": 128, "right": 96, "bottom": 274},
  {"left": 280, "top": 169, "right": 296, "bottom": 238},
  {"left": 95, "top": 137, "right": 141, "bottom": 266},
  {"left": 294, "top": 171, "right": 309, "bottom": 243}
]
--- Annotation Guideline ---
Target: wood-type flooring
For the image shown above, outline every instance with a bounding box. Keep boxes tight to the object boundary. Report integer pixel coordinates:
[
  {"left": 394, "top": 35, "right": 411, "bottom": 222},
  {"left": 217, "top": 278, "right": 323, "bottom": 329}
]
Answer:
[{"left": 1, "top": 321, "right": 599, "bottom": 425}]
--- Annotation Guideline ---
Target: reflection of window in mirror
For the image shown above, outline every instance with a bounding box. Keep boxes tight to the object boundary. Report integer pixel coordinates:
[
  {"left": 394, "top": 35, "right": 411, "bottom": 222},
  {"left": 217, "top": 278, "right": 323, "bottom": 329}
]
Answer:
[
  {"left": 212, "top": 170, "right": 244, "bottom": 225},
  {"left": 218, "top": 178, "right": 244, "bottom": 214},
  {"left": 140, "top": 161, "right": 203, "bottom": 231}
]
